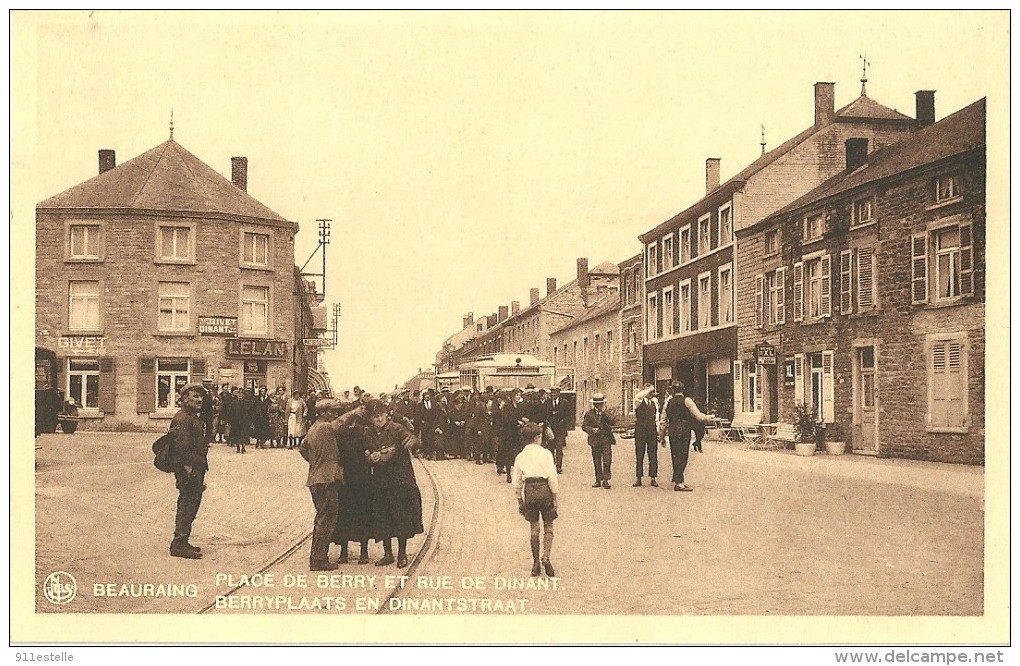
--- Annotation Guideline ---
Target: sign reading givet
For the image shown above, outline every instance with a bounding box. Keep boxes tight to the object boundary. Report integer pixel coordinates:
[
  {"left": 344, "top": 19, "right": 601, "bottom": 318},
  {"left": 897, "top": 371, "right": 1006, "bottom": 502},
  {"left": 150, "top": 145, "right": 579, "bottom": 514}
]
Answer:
[
  {"left": 199, "top": 317, "right": 238, "bottom": 336},
  {"left": 225, "top": 338, "right": 289, "bottom": 359}
]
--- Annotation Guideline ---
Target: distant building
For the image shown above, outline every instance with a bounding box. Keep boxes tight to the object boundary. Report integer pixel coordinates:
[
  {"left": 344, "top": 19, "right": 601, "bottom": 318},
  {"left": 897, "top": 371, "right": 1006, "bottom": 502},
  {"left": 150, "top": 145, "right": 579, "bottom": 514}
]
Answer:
[
  {"left": 36, "top": 139, "right": 315, "bottom": 429},
  {"left": 550, "top": 293, "right": 622, "bottom": 423},
  {"left": 736, "top": 96, "right": 985, "bottom": 463},
  {"left": 618, "top": 252, "right": 644, "bottom": 425}
]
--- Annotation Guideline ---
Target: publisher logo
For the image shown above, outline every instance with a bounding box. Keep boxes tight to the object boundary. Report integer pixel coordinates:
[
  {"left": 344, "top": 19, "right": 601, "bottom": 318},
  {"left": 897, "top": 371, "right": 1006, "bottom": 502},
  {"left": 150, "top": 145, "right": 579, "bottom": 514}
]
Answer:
[{"left": 43, "top": 571, "right": 77, "bottom": 605}]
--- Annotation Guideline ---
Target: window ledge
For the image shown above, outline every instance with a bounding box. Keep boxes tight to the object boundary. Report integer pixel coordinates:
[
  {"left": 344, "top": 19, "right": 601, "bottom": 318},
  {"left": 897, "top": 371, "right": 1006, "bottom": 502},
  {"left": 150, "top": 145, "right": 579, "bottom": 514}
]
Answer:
[
  {"left": 155, "top": 259, "right": 196, "bottom": 266},
  {"left": 797, "top": 317, "right": 831, "bottom": 327},
  {"left": 152, "top": 411, "right": 177, "bottom": 419},
  {"left": 64, "top": 329, "right": 104, "bottom": 336},
  {"left": 76, "top": 410, "right": 105, "bottom": 419},
  {"left": 240, "top": 264, "right": 274, "bottom": 272},
  {"left": 926, "top": 196, "right": 964, "bottom": 211},
  {"left": 848, "top": 220, "right": 878, "bottom": 232},
  {"left": 849, "top": 308, "right": 880, "bottom": 319},
  {"left": 924, "top": 297, "right": 973, "bottom": 309},
  {"left": 926, "top": 426, "right": 969, "bottom": 434},
  {"left": 801, "top": 236, "right": 825, "bottom": 248},
  {"left": 65, "top": 257, "right": 104, "bottom": 264},
  {"left": 154, "top": 332, "right": 195, "bottom": 338}
]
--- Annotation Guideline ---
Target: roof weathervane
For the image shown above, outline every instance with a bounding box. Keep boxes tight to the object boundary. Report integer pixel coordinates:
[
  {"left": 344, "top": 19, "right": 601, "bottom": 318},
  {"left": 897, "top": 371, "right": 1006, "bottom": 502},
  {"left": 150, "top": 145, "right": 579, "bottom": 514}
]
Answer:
[
  {"left": 169, "top": 108, "right": 175, "bottom": 141},
  {"left": 760, "top": 123, "right": 767, "bottom": 156},
  {"left": 860, "top": 53, "right": 870, "bottom": 96}
]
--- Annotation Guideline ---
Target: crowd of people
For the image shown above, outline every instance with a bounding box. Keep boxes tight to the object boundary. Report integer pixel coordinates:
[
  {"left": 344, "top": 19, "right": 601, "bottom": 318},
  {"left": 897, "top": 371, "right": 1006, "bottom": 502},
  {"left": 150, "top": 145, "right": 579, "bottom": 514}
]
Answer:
[{"left": 165, "top": 379, "right": 712, "bottom": 576}]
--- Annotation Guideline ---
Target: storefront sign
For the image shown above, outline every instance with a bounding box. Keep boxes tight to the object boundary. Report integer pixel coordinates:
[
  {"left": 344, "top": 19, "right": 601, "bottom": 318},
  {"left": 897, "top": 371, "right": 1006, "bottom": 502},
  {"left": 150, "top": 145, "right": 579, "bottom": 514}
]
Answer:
[
  {"left": 225, "top": 338, "right": 289, "bottom": 359},
  {"left": 756, "top": 342, "right": 777, "bottom": 365},
  {"left": 244, "top": 360, "right": 266, "bottom": 374},
  {"left": 783, "top": 359, "right": 797, "bottom": 387},
  {"left": 199, "top": 316, "right": 238, "bottom": 336},
  {"left": 58, "top": 336, "right": 107, "bottom": 354},
  {"left": 302, "top": 337, "right": 331, "bottom": 348}
]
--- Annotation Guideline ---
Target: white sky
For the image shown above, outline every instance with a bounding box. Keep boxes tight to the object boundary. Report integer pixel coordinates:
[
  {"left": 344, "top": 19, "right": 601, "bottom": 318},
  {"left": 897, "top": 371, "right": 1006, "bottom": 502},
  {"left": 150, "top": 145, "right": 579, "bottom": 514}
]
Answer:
[{"left": 12, "top": 10, "right": 1007, "bottom": 393}]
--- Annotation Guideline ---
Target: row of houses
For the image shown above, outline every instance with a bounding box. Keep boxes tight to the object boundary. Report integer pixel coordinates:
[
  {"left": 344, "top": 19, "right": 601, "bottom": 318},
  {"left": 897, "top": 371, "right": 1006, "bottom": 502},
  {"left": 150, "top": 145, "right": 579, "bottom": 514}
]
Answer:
[
  {"left": 430, "top": 81, "right": 986, "bottom": 464},
  {"left": 35, "top": 138, "right": 333, "bottom": 431}
]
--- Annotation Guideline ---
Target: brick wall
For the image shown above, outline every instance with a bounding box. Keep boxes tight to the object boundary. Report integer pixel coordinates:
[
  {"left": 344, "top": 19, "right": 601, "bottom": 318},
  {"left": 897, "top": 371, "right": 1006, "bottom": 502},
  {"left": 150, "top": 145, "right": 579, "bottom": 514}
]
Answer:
[{"left": 37, "top": 210, "right": 297, "bottom": 429}]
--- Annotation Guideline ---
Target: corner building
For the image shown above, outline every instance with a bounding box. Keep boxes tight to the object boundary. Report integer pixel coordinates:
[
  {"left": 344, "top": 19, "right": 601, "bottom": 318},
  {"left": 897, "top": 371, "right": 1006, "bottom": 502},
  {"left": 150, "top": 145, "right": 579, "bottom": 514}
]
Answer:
[{"left": 36, "top": 140, "right": 303, "bottom": 429}]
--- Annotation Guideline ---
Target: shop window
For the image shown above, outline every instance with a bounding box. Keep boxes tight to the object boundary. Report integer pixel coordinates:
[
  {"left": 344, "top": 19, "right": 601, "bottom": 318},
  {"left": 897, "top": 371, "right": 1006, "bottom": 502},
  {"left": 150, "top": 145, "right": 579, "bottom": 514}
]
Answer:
[
  {"left": 67, "top": 358, "right": 100, "bottom": 409},
  {"left": 156, "top": 358, "right": 190, "bottom": 410}
]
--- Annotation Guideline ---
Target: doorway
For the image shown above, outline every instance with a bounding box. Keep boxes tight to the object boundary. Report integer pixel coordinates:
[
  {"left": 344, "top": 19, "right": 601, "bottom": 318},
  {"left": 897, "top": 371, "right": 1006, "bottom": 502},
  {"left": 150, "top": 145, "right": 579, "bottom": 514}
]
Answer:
[{"left": 854, "top": 346, "right": 878, "bottom": 452}]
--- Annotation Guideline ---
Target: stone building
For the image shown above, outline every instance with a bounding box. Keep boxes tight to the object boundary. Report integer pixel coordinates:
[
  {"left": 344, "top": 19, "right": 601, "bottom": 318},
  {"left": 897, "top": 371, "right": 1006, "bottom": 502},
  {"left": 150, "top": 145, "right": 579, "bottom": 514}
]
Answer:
[
  {"left": 639, "top": 81, "right": 918, "bottom": 418},
  {"left": 735, "top": 96, "right": 985, "bottom": 463},
  {"left": 451, "top": 259, "right": 619, "bottom": 376},
  {"left": 618, "top": 253, "right": 643, "bottom": 426},
  {"left": 36, "top": 138, "right": 314, "bottom": 429},
  {"left": 549, "top": 292, "right": 622, "bottom": 422}
]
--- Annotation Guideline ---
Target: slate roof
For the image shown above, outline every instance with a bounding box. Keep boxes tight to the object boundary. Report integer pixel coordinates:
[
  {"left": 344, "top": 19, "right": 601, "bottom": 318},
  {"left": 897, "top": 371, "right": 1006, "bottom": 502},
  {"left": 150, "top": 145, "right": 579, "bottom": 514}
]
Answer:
[
  {"left": 38, "top": 139, "right": 290, "bottom": 224},
  {"left": 551, "top": 293, "right": 622, "bottom": 335},
  {"left": 590, "top": 260, "right": 620, "bottom": 275},
  {"left": 761, "top": 97, "right": 985, "bottom": 225}
]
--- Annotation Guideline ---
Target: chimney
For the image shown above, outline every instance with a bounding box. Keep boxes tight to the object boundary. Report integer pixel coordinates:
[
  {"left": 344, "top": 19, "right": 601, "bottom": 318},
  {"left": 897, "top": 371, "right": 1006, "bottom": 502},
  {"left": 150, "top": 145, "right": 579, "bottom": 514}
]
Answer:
[
  {"left": 98, "top": 149, "right": 116, "bottom": 174},
  {"left": 530, "top": 288, "right": 540, "bottom": 305},
  {"left": 231, "top": 156, "right": 248, "bottom": 191},
  {"left": 705, "top": 158, "right": 721, "bottom": 194},
  {"left": 462, "top": 312, "right": 474, "bottom": 328},
  {"left": 845, "top": 138, "right": 869, "bottom": 173},
  {"left": 546, "top": 277, "right": 557, "bottom": 296},
  {"left": 498, "top": 306, "right": 508, "bottom": 323},
  {"left": 576, "top": 258, "right": 589, "bottom": 288},
  {"left": 814, "top": 82, "right": 836, "bottom": 127},
  {"left": 511, "top": 301, "right": 521, "bottom": 317},
  {"left": 915, "top": 90, "right": 936, "bottom": 128}
]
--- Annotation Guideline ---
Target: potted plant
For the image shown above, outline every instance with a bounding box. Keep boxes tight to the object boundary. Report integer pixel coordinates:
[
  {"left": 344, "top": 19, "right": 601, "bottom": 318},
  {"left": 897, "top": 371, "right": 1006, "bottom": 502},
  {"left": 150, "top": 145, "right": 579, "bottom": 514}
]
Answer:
[
  {"left": 792, "top": 402, "right": 818, "bottom": 456},
  {"left": 824, "top": 422, "right": 846, "bottom": 455}
]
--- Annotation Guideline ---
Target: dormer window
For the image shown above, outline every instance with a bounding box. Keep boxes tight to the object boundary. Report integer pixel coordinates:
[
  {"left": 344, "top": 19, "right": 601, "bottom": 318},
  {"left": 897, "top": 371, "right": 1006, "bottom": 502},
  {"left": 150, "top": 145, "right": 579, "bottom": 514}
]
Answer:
[
  {"left": 936, "top": 176, "right": 961, "bottom": 203},
  {"left": 852, "top": 197, "right": 875, "bottom": 226},
  {"left": 804, "top": 212, "right": 825, "bottom": 241}
]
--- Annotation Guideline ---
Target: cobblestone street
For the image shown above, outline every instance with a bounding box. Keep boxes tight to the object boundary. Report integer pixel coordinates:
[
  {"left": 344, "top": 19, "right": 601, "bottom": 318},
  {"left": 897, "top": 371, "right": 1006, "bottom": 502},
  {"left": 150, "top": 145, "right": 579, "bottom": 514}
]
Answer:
[{"left": 34, "top": 429, "right": 983, "bottom": 617}]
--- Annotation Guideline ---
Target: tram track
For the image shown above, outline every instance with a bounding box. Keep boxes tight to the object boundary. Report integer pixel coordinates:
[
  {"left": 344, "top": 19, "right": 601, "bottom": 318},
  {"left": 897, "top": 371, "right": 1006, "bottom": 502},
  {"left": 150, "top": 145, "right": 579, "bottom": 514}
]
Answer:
[{"left": 197, "top": 455, "right": 442, "bottom": 615}]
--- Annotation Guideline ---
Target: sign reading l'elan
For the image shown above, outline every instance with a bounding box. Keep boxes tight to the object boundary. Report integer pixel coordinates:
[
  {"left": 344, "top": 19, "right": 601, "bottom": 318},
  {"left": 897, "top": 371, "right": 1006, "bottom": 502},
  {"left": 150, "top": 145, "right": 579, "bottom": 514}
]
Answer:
[{"left": 225, "top": 338, "right": 289, "bottom": 359}]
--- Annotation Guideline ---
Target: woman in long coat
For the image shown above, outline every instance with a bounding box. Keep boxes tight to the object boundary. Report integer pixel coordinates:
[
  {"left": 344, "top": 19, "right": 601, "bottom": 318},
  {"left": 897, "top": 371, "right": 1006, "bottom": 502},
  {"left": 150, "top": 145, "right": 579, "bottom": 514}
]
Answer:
[
  {"left": 270, "top": 387, "right": 289, "bottom": 447},
  {"left": 330, "top": 404, "right": 374, "bottom": 563},
  {"left": 286, "top": 391, "right": 307, "bottom": 449},
  {"left": 364, "top": 399, "right": 423, "bottom": 568}
]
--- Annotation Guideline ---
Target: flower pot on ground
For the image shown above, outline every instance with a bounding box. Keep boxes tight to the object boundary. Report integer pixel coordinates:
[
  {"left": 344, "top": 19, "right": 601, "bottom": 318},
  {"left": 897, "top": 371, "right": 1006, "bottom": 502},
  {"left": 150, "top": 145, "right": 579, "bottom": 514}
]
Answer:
[
  {"left": 792, "top": 403, "right": 820, "bottom": 456},
  {"left": 824, "top": 422, "right": 846, "bottom": 455},
  {"left": 794, "top": 441, "right": 816, "bottom": 456}
]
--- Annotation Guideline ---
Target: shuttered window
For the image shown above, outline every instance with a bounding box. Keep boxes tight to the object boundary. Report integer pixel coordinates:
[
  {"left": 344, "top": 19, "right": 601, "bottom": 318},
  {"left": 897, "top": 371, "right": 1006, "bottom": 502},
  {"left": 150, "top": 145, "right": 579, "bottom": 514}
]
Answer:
[
  {"left": 914, "top": 223, "right": 974, "bottom": 305},
  {"left": 732, "top": 361, "right": 742, "bottom": 414},
  {"left": 792, "top": 262, "right": 804, "bottom": 322},
  {"left": 98, "top": 357, "right": 116, "bottom": 413},
  {"left": 928, "top": 337, "right": 967, "bottom": 430},
  {"left": 839, "top": 250, "right": 853, "bottom": 315},
  {"left": 856, "top": 246, "right": 876, "bottom": 308},
  {"left": 137, "top": 357, "right": 155, "bottom": 413}
]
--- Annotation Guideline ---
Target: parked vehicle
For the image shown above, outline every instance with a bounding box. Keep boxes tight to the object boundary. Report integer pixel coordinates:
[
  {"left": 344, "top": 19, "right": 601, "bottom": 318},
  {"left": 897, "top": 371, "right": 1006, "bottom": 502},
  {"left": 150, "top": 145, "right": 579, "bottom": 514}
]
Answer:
[{"left": 35, "top": 347, "right": 80, "bottom": 435}]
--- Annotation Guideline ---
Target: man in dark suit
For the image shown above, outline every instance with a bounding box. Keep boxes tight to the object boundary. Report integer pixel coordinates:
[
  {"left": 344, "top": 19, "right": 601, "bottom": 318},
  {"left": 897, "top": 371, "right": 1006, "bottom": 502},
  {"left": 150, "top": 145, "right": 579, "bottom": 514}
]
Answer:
[
  {"left": 413, "top": 388, "right": 447, "bottom": 460},
  {"left": 581, "top": 393, "right": 615, "bottom": 489},
  {"left": 169, "top": 383, "right": 210, "bottom": 559},
  {"left": 545, "top": 387, "right": 570, "bottom": 474},
  {"left": 633, "top": 386, "right": 660, "bottom": 487}
]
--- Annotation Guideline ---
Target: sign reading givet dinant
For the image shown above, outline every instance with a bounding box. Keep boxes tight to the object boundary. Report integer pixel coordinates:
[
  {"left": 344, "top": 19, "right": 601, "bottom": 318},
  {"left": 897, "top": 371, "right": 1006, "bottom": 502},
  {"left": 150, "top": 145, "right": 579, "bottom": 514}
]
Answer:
[
  {"left": 225, "top": 338, "right": 289, "bottom": 359},
  {"left": 199, "top": 317, "right": 238, "bottom": 336}
]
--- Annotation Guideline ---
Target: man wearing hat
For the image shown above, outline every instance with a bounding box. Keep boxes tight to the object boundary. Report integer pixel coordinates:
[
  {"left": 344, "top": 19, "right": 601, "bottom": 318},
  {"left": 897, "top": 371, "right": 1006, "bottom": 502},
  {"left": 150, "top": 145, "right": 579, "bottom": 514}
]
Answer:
[
  {"left": 168, "top": 383, "right": 210, "bottom": 559},
  {"left": 633, "top": 385, "right": 660, "bottom": 487},
  {"left": 414, "top": 388, "right": 447, "bottom": 461},
  {"left": 545, "top": 387, "right": 570, "bottom": 474},
  {"left": 299, "top": 399, "right": 345, "bottom": 571},
  {"left": 581, "top": 393, "right": 615, "bottom": 489}
]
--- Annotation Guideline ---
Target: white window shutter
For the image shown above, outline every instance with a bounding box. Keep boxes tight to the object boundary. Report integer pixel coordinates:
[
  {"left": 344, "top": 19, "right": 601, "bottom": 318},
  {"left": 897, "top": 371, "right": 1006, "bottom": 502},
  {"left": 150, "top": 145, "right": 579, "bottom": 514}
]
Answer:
[
  {"left": 947, "top": 340, "right": 966, "bottom": 427},
  {"left": 793, "top": 262, "right": 804, "bottom": 322},
  {"left": 822, "top": 350, "right": 835, "bottom": 423},
  {"left": 732, "top": 360, "right": 743, "bottom": 414},
  {"left": 755, "top": 275, "right": 764, "bottom": 328},
  {"left": 930, "top": 341, "right": 949, "bottom": 428},
  {"left": 776, "top": 266, "right": 787, "bottom": 325},
  {"left": 857, "top": 246, "right": 875, "bottom": 308},
  {"left": 794, "top": 353, "right": 804, "bottom": 404},
  {"left": 912, "top": 232, "right": 929, "bottom": 304},
  {"left": 839, "top": 250, "right": 853, "bottom": 315},
  {"left": 959, "top": 222, "right": 974, "bottom": 296},
  {"left": 820, "top": 254, "right": 832, "bottom": 317}
]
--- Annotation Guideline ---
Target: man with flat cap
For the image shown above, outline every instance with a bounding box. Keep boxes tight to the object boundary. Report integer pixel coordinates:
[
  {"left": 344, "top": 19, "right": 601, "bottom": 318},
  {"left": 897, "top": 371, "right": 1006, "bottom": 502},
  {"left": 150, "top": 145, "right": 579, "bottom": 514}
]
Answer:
[
  {"left": 168, "top": 382, "right": 209, "bottom": 559},
  {"left": 581, "top": 393, "right": 615, "bottom": 489},
  {"left": 299, "top": 398, "right": 345, "bottom": 571}
]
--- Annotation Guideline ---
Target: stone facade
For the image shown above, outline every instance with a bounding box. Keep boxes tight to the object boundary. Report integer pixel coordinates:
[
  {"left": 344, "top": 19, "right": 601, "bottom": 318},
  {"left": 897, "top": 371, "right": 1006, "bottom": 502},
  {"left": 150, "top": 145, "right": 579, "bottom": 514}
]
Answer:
[
  {"left": 549, "top": 294, "right": 622, "bottom": 424},
  {"left": 735, "top": 98, "right": 985, "bottom": 463},
  {"left": 618, "top": 253, "right": 643, "bottom": 427},
  {"left": 36, "top": 140, "right": 307, "bottom": 430},
  {"left": 639, "top": 82, "right": 918, "bottom": 421}
]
